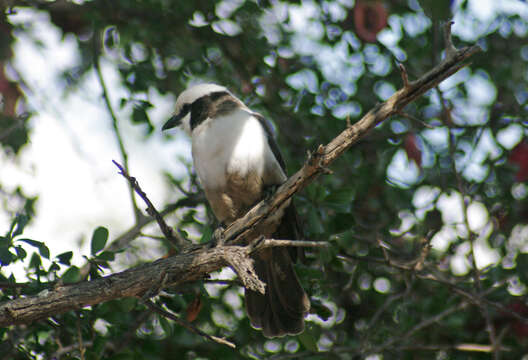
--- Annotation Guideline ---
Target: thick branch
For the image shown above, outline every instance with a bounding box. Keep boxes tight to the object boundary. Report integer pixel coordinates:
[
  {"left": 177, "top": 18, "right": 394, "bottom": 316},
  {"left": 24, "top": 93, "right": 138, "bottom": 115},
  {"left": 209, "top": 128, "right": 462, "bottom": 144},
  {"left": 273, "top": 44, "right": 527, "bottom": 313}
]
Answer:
[{"left": 0, "top": 239, "right": 321, "bottom": 326}]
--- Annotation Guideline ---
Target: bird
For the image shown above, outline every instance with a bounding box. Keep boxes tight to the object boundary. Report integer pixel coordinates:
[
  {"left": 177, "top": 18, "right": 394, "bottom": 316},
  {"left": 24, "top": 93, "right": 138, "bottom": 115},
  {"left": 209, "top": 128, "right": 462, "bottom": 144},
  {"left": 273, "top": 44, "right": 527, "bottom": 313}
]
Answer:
[{"left": 162, "top": 83, "right": 310, "bottom": 338}]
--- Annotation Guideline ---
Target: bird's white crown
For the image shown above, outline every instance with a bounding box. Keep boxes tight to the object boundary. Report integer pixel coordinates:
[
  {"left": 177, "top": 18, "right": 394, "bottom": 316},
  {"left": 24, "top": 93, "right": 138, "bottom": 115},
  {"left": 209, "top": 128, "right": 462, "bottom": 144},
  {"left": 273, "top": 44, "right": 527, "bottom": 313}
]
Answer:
[
  {"left": 176, "top": 83, "right": 229, "bottom": 109},
  {"left": 174, "top": 83, "right": 230, "bottom": 134}
]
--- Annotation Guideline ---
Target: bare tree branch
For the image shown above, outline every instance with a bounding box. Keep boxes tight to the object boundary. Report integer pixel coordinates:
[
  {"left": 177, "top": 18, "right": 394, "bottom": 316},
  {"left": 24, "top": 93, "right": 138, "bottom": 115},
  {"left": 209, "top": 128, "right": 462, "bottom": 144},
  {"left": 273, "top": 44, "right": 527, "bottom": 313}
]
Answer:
[
  {"left": 112, "top": 160, "right": 190, "bottom": 251},
  {"left": 435, "top": 23, "right": 499, "bottom": 356},
  {"left": 0, "top": 238, "right": 321, "bottom": 326},
  {"left": 143, "top": 299, "right": 236, "bottom": 348},
  {"left": 220, "top": 40, "right": 481, "bottom": 246}
]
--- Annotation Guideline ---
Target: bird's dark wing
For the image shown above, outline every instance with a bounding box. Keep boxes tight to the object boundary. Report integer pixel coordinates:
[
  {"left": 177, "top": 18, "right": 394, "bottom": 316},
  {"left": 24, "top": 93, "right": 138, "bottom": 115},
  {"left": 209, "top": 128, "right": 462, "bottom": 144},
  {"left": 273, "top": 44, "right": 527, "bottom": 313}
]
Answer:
[
  {"left": 245, "top": 112, "right": 310, "bottom": 338},
  {"left": 252, "top": 112, "right": 287, "bottom": 172}
]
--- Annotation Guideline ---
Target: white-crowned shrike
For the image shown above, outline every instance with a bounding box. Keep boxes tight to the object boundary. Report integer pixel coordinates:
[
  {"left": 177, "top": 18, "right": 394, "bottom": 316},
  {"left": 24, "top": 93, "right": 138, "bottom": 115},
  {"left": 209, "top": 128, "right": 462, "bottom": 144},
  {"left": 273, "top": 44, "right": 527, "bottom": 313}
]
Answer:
[{"left": 162, "top": 83, "right": 310, "bottom": 338}]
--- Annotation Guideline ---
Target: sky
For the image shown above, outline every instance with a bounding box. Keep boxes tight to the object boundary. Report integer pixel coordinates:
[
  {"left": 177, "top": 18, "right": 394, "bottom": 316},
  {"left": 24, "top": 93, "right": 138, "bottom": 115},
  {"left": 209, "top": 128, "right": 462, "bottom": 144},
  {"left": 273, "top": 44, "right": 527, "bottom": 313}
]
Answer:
[
  {"left": 1, "top": 9, "right": 191, "bottom": 271},
  {"left": 1, "top": 0, "right": 527, "bottom": 279}
]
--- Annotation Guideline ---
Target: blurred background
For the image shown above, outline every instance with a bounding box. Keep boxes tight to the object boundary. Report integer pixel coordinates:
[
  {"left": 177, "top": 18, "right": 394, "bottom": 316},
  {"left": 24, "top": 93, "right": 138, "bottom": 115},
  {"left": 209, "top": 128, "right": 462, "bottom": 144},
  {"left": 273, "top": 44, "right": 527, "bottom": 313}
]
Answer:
[{"left": 0, "top": 0, "right": 527, "bottom": 359}]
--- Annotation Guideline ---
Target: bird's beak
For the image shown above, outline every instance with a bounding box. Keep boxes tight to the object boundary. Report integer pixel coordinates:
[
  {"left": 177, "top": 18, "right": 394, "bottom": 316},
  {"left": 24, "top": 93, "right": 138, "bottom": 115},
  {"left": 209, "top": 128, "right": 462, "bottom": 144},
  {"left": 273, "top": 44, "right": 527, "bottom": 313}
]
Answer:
[{"left": 162, "top": 114, "right": 183, "bottom": 131}]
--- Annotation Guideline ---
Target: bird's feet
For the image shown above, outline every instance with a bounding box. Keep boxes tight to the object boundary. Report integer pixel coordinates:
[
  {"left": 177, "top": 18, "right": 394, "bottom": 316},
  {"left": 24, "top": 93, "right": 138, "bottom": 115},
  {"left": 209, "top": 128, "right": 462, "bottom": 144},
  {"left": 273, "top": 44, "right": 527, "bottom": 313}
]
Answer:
[
  {"left": 212, "top": 223, "right": 226, "bottom": 247},
  {"left": 263, "top": 184, "right": 279, "bottom": 199}
]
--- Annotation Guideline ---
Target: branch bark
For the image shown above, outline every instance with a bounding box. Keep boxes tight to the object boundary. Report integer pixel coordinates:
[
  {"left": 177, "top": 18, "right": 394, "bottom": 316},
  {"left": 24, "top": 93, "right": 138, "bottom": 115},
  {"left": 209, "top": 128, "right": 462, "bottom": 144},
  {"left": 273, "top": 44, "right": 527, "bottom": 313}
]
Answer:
[
  {"left": 0, "top": 239, "right": 322, "bottom": 326},
  {"left": 0, "top": 39, "right": 481, "bottom": 327}
]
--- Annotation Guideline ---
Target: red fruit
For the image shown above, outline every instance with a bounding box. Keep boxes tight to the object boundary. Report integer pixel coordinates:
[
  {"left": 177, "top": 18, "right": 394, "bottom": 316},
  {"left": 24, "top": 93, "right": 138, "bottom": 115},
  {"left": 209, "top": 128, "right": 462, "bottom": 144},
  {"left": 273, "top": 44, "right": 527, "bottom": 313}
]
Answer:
[
  {"left": 509, "top": 141, "right": 528, "bottom": 182},
  {"left": 404, "top": 133, "right": 422, "bottom": 168},
  {"left": 185, "top": 295, "right": 203, "bottom": 322},
  {"left": 353, "top": 1, "right": 388, "bottom": 43},
  {"left": 0, "top": 65, "right": 21, "bottom": 117},
  {"left": 507, "top": 301, "right": 528, "bottom": 339}
]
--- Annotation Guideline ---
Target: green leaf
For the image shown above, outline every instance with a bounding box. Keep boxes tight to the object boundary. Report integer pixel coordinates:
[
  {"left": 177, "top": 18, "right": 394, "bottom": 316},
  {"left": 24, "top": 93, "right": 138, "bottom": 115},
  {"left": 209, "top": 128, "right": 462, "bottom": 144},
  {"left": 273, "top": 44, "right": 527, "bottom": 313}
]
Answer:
[
  {"left": 18, "top": 238, "right": 50, "bottom": 259},
  {"left": 119, "top": 97, "right": 128, "bottom": 108},
  {"left": 12, "top": 214, "right": 29, "bottom": 237},
  {"left": 39, "top": 244, "right": 50, "bottom": 259},
  {"left": 29, "top": 252, "right": 41, "bottom": 269},
  {"left": 14, "top": 245, "right": 27, "bottom": 260},
  {"left": 56, "top": 251, "right": 73, "bottom": 265},
  {"left": 295, "top": 264, "right": 325, "bottom": 280},
  {"left": 96, "top": 250, "right": 115, "bottom": 261},
  {"left": 517, "top": 253, "right": 528, "bottom": 285},
  {"left": 159, "top": 315, "right": 173, "bottom": 336},
  {"left": 91, "top": 227, "right": 109, "bottom": 255},
  {"left": 306, "top": 208, "right": 324, "bottom": 235},
  {"left": 0, "top": 247, "right": 14, "bottom": 265},
  {"left": 48, "top": 262, "right": 60, "bottom": 272},
  {"left": 418, "top": 0, "right": 452, "bottom": 21},
  {"left": 136, "top": 99, "right": 153, "bottom": 109},
  {"left": 298, "top": 325, "right": 319, "bottom": 352},
  {"left": 132, "top": 105, "right": 149, "bottom": 124},
  {"left": 131, "top": 105, "right": 154, "bottom": 134},
  {"left": 62, "top": 266, "right": 81, "bottom": 284},
  {"left": 199, "top": 226, "right": 213, "bottom": 244},
  {"left": 120, "top": 297, "right": 137, "bottom": 312},
  {"left": 319, "top": 244, "right": 337, "bottom": 264},
  {"left": 323, "top": 186, "right": 356, "bottom": 212},
  {"left": 104, "top": 26, "right": 117, "bottom": 49},
  {"left": 311, "top": 298, "right": 332, "bottom": 321},
  {"left": 0, "top": 115, "right": 29, "bottom": 155},
  {"left": 92, "top": 336, "right": 107, "bottom": 357}
]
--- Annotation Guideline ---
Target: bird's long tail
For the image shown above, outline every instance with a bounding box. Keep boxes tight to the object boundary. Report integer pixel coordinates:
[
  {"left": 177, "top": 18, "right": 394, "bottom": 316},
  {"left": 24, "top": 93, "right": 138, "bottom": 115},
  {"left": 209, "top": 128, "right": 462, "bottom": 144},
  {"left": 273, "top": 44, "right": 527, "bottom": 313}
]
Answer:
[{"left": 245, "top": 204, "right": 310, "bottom": 338}]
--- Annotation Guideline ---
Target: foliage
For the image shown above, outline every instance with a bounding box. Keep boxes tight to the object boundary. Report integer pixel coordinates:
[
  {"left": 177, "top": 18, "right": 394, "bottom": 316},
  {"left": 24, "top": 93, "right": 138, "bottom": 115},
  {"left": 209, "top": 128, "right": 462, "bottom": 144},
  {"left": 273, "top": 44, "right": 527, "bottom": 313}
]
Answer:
[{"left": 1, "top": 0, "right": 528, "bottom": 359}]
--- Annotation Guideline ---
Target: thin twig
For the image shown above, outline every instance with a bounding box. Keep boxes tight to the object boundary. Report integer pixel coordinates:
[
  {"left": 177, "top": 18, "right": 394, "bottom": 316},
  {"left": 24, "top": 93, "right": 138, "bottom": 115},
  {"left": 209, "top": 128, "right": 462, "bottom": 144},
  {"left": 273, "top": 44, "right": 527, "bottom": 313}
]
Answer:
[
  {"left": 443, "top": 21, "right": 458, "bottom": 59},
  {"left": 51, "top": 341, "right": 95, "bottom": 359},
  {"left": 255, "top": 238, "right": 328, "bottom": 249},
  {"left": 398, "top": 110, "right": 435, "bottom": 129},
  {"left": 139, "top": 232, "right": 166, "bottom": 241},
  {"left": 76, "top": 312, "right": 85, "bottom": 360},
  {"left": 112, "top": 160, "right": 189, "bottom": 251},
  {"left": 366, "top": 289, "right": 408, "bottom": 331},
  {"left": 79, "top": 197, "right": 201, "bottom": 279},
  {"left": 203, "top": 279, "right": 242, "bottom": 286},
  {"left": 394, "top": 343, "right": 510, "bottom": 352},
  {"left": 93, "top": 44, "right": 141, "bottom": 222},
  {"left": 270, "top": 340, "right": 510, "bottom": 360},
  {"left": 338, "top": 253, "right": 528, "bottom": 326},
  {"left": 414, "top": 236, "right": 433, "bottom": 271},
  {"left": 0, "top": 282, "right": 30, "bottom": 289},
  {"left": 370, "top": 302, "right": 469, "bottom": 354},
  {"left": 398, "top": 62, "right": 410, "bottom": 88},
  {"left": 114, "top": 310, "right": 152, "bottom": 353},
  {"left": 142, "top": 299, "right": 236, "bottom": 348},
  {"left": 437, "top": 85, "right": 499, "bottom": 358}
]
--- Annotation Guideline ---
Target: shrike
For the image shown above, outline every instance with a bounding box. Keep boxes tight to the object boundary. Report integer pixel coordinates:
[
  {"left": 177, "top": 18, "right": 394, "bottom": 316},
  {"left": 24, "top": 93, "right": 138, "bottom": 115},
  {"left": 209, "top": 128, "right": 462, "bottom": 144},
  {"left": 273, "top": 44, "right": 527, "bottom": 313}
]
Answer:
[{"left": 163, "top": 83, "right": 310, "bottom": 338}]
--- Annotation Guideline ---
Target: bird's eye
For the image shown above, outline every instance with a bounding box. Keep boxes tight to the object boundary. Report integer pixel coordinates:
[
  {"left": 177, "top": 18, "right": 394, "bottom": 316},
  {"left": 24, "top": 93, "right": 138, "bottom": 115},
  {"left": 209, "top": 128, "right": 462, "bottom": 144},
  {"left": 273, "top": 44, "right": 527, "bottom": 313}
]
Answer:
[{"left": 182, "top": 103, "right": 191, "bottom": 114}]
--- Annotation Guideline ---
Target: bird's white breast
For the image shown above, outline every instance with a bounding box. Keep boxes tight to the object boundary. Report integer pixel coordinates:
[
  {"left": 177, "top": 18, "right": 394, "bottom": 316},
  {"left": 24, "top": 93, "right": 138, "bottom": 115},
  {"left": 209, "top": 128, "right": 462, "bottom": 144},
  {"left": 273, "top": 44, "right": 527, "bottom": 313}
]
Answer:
[{"left": 191, "top": 109, "right": 284, "bottom": 192}]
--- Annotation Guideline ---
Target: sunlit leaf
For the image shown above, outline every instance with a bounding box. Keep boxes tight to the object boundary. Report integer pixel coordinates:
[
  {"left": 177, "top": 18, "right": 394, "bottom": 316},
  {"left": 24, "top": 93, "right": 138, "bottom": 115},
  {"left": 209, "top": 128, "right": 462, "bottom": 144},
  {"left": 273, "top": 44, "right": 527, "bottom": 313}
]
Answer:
[
  {"left": 91, "top": 226, "right": 109, "bottom": 256},
  {"left": 18, "top": 239, "right": 50, "bottom": 259},
  {"left": 62, "top": 266, "right": 81, "bottom": 284}
]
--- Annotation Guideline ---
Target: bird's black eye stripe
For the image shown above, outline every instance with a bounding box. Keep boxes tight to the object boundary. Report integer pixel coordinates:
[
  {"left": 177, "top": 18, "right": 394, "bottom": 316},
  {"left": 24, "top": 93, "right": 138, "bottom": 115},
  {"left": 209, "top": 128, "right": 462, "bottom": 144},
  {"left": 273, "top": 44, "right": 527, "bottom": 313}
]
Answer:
[
  {"left": 189, "top": 91, "right": 232, "bottom": 130},
  {"left": 181, "top": 103, "right": 191, "bottom": 115},
  {"left": 162, "top": 102, "right": 192, "bottom": 130}
]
